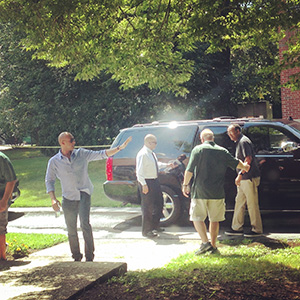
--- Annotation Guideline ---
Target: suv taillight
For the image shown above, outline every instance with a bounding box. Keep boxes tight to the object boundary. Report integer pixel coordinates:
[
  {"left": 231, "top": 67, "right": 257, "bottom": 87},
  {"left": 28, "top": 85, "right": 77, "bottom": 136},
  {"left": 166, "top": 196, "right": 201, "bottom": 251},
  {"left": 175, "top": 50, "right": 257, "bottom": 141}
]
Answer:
[{"left": 106, "top": 157, "right": 113, "bottom": 181}]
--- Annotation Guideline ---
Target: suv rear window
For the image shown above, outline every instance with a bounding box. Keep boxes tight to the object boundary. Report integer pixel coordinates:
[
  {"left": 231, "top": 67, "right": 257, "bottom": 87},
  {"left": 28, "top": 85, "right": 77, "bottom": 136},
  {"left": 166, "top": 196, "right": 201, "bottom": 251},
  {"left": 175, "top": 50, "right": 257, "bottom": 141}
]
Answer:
[{"left": 112, "top": 125, "right": 199, "bottom": 159}]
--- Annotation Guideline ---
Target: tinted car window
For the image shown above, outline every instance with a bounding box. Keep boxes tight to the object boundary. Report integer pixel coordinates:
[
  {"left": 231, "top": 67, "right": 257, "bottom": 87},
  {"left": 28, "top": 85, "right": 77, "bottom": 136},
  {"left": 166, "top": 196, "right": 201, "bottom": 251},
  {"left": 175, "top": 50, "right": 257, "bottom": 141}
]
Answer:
[
  {"left": 197, "top": 126, "right": 235, "bottom": 154},
  {"left": 246, "top": 125, "right": 300, "bottom": 152},
  {"left": 113, "top": 125, "right": 198, "bottom": 159}
]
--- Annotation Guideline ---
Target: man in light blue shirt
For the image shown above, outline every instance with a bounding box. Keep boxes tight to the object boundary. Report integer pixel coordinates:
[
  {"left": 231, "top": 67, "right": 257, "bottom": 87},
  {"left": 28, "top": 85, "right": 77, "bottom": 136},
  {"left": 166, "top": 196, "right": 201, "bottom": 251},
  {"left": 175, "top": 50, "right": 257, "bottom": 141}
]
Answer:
[{"left": 45, "top": 132, "right": 131, "bottom": 262}]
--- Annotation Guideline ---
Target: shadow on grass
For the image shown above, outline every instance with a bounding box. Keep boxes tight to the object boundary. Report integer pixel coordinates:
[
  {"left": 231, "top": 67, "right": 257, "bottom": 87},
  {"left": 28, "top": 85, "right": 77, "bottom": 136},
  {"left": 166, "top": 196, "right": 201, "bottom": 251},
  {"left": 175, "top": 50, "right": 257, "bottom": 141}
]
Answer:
[{"left": 218, "top": 234, "right": 292, "bottom": 249}]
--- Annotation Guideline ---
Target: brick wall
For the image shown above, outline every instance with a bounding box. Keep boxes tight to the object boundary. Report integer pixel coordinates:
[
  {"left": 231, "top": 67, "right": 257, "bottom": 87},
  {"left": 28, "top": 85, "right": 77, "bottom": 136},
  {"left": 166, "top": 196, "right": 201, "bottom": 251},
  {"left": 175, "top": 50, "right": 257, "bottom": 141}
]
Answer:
[{"left": 279, "top": 30, "right": 300, "bottom": 120}]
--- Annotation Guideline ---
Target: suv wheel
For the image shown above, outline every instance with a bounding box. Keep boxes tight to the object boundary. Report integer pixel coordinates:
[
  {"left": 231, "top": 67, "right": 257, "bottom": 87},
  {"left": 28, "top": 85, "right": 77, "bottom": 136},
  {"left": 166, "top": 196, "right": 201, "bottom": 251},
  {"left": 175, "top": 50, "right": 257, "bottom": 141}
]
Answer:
[{"left": 160, "top": 185, "right": 181, "bottom": 226}]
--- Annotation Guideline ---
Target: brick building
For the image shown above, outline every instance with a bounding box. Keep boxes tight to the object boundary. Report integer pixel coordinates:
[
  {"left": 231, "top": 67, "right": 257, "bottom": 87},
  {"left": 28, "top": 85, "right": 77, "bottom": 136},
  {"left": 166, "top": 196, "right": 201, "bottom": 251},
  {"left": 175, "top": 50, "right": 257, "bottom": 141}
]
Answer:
[{"left": 279, "top": 30, "right": 300, "bottom": 121}]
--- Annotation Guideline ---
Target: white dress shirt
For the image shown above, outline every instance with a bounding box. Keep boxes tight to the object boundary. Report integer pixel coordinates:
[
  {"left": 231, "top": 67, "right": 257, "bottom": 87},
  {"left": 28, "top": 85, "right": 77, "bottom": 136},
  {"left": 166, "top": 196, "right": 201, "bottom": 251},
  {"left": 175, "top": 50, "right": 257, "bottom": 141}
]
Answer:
[{"left": 136, "top": 145, "right": 165, "bottom": 186}]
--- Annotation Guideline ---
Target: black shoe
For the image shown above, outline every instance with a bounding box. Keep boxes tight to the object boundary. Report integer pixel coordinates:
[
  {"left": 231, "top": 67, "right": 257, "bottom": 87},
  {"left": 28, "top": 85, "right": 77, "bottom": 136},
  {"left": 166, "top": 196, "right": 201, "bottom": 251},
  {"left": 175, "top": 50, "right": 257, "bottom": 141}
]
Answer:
[
  {"left": 195, "top": 242, "right": 213, "bottom": 255},
  {"left": 86, "top": 258, "right": 93, "bottom": 262},
  {"left": 74, "top": 254, "right": 83, "bottom": 262},
  {"left": 153, "top": 227, "right": 165, "bottom": 233},
  {"left": 143, "top": 231, "right": 158, "bottom": 239},
  {"left": 244, "top": 231, "right": 263, "bottom": 237},
  {"left": 74, "top": 257, "right": 82, "bottom": 262},
  {"left": 210, "top": 247, "right": 221, "bottom": 255},
  {"left": 225, "top": 229, "right": 243, "bottom": 236}
]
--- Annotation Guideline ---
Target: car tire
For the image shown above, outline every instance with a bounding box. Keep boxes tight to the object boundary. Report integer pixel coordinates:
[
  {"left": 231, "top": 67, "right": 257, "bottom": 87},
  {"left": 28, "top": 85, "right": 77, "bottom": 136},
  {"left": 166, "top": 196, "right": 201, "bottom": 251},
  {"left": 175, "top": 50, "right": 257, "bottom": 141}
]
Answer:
[{"left": 160, "top": 185, "right": 181, "bottom": 226}]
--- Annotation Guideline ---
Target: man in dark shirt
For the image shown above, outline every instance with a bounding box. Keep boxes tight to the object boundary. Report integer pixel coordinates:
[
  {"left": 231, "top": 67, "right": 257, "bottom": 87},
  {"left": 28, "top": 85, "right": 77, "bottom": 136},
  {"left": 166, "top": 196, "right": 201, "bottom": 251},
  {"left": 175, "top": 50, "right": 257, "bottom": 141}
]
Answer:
[
  {"left": 0, "top": 152, "right": 18, "bottom": 260},
  {"left": 182, "top": 129, "right": 250, "bottom": 255},
  {"left": 225, "top": 124, "right": 263, "bottom": 237}
]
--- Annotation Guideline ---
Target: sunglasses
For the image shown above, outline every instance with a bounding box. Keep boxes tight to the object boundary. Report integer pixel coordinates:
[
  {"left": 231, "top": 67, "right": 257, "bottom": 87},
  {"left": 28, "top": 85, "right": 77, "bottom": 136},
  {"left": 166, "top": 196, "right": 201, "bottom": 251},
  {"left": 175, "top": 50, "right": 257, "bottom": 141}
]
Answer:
[{"left": 69, "top": 138, "right": 75, "bottom": 143}]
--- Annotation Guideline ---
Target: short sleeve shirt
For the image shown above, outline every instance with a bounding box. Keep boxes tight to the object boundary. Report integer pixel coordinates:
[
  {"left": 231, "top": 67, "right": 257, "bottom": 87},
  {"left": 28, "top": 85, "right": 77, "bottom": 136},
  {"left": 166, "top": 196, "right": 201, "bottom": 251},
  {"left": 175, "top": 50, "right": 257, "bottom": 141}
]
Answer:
[
  {"left": 0, "top": 152, "right": 17, "bottom": 197},
  {"left": 186, "top": 141, "right": 239, "bottom": 199},
  {"left": 235, "top": 134, "right": 260, "bottom": 180}
]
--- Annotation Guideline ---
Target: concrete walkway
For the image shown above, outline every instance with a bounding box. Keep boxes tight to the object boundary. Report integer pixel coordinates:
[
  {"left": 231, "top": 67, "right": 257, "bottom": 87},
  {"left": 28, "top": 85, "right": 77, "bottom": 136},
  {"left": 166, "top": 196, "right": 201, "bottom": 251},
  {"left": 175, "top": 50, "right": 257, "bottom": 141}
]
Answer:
[
  {"left": 2, "top": 207, "right": 300, "bottom": 299},
  {"left": 0, "top": 235, "right": 201, "bottom": 300},
  {"left": 2, "top": 211, "right": 201, "bottom": 300}
]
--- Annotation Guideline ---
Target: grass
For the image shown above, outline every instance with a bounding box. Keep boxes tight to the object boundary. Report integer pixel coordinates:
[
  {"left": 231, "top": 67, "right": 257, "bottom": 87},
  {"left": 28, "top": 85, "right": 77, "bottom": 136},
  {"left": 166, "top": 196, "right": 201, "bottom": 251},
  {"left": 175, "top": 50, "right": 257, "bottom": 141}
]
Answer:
[
  {"left": 103, "top": 241, "right": 300, "bottom": 299},
  {"left": 6, "top": 232, "right": 68, "bottom": 258},
  {"left": 3, "top": 148, "right": 123, "bottom": 208},
  {"left": 7, "top": 232, "right": 68, "bottom": 250}
]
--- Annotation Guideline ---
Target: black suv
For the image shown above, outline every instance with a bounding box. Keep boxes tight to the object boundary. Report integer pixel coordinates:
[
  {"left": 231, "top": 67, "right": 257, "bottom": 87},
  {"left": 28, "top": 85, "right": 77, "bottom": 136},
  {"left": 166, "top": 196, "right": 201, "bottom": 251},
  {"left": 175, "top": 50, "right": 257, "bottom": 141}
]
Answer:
[{"left": 103, "top": 118, "right": 300, "bottom": 226}]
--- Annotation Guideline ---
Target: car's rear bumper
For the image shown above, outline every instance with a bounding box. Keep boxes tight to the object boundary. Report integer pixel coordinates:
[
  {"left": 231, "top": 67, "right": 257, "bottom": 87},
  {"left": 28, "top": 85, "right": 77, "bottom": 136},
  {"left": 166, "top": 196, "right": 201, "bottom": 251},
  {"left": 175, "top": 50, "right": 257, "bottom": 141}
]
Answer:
[{"left": 103, "top": 180, "right": 140, "bottom": 204}]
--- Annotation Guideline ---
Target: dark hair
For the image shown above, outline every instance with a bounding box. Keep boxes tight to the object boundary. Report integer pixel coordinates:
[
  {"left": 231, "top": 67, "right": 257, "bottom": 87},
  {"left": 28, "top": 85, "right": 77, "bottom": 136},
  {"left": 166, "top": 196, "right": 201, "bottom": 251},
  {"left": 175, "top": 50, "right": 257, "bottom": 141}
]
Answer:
[{"left": 229, "top": 124, "right": 241, "bottom": 132}]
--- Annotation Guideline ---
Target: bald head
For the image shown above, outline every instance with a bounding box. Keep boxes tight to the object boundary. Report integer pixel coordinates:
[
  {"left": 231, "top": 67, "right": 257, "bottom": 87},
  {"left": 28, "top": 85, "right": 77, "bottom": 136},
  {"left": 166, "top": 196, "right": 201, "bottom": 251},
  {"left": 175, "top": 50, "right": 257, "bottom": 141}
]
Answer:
[
  {"left": 58, "top": 132, "right": 73, "bottom": 145},
  {"left": 200, "top": 129, "right": 214, "bottom": 142},
  {"left": 144, "top": 134, "right": 157, "bottom": 150}
]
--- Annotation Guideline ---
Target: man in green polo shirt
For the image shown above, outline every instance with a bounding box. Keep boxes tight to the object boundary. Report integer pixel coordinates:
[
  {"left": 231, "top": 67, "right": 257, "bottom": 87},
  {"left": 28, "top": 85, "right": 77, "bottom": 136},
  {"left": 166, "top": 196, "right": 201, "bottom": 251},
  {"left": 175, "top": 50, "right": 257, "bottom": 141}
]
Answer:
[
  {"left": 0, "top": 151, "right": 18, "bottom": 260},
  {"left": 182, "top": 129, "right": 250, "bottom": 255}
]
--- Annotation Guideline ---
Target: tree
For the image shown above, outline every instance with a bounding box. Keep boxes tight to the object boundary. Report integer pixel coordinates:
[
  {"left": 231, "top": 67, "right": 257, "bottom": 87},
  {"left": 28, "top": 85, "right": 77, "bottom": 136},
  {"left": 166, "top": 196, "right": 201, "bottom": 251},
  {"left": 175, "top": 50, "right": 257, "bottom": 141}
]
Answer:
[
  {"left": 0, "top": 0, "right": 299, "bottom": 95},
  {"left": 231, "top": 43, "right": 282, "bottom": 117},
  {"left": 0, "top": 23, "right": 184, "bottom": 146}
]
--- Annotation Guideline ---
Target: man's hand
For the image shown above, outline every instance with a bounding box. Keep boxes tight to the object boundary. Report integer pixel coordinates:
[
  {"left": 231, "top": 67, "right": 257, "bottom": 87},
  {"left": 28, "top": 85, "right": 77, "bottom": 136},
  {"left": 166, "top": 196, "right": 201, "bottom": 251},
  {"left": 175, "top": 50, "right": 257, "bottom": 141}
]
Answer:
[
  {"left": 182, "top": 185, "right": 190, "bottom": 198},
  {"left": 235, "top": 175, "right": 242, "bottom": 187},
  {"left": 243, "top": 162, "right": 250, "bottom": 173},
  {"left": 51, "top": 199, "right": 61, "bottom": 212},
  {"left": 120, "top": 136, "right": 132, "bottom": 150},
  {"left": 142, "top": 184, "right": 149, "bottom": 194},
  {"left": 0, "top": 180, "right": 17, "bottom": 212}
]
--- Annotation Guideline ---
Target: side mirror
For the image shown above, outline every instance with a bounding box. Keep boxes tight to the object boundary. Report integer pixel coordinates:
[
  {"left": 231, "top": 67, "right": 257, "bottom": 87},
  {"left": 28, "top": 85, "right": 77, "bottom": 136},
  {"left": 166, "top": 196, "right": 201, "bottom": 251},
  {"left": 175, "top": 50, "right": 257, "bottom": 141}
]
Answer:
[{"left": 281, "top": 141, "right": 299, "bottom": 152}]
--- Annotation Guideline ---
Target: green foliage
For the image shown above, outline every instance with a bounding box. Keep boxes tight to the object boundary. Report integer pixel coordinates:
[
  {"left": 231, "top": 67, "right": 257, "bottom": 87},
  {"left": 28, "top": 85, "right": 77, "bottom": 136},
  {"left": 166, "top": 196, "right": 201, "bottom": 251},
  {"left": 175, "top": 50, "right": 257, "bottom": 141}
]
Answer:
[
  {"left": 0, "top": 0, "right": 299, "bottom": 93},
  {"left": 0, "top": 23, "right": 176, "bottom": 146},
  {"left": 231, "top": 44, "right": 281, "bottom": 105},
  {"left": 6, "top": 232, "right": 68, "bottom": 258},
  {"left": 6, "top": 238, "right": 29, "bottom": 259}
]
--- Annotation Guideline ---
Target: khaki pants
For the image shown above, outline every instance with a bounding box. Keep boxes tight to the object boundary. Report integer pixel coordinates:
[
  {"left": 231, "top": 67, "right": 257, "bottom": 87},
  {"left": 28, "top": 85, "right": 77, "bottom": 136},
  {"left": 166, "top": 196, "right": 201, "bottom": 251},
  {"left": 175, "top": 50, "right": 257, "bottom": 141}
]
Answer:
[{"left": 232, "top": 177, "right": 263, "bottom": 233}]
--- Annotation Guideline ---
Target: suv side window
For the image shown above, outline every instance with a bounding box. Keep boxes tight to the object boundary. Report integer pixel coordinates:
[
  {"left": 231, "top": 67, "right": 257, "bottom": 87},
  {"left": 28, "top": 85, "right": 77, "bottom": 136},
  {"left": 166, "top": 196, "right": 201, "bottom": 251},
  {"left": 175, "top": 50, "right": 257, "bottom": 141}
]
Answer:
[{"left": 245, "top": 125, "right": 299, "bottom": 152}]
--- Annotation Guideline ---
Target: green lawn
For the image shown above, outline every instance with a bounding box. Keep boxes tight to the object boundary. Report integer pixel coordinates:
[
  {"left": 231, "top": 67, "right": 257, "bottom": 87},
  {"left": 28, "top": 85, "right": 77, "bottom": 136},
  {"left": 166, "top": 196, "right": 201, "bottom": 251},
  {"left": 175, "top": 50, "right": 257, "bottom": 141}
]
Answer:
[
  {"left": 4, "top": 148, "right": 123, "bottom": 208},
  {"left": 97, "top": 241, "right": 300, "bottom": 299},
  {"left": 6, "top": 232, "right": 68, "bottom": 259}
]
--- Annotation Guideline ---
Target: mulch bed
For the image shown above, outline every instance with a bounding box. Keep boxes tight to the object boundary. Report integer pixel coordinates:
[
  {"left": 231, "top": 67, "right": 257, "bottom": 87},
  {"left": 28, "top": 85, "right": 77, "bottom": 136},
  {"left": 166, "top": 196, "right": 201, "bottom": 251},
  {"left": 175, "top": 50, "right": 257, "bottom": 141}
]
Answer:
[{"left": 73, "top": 277, "right": 300, "bottom": 300}]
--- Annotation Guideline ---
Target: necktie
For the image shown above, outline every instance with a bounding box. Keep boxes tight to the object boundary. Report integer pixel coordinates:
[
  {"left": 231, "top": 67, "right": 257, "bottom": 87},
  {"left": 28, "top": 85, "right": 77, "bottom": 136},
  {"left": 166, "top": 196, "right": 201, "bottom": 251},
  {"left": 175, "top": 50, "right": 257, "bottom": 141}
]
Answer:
[{"left": 152, "top": 152, "right": 159, "bottom": 177}]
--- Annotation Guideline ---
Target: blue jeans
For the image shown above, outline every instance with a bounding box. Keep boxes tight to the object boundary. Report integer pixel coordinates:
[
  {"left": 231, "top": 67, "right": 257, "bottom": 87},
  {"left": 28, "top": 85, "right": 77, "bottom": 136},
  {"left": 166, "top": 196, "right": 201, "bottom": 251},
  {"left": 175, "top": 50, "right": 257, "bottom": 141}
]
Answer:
[{"left": 62, "top": 192, "right": 94, "bottom": 261}]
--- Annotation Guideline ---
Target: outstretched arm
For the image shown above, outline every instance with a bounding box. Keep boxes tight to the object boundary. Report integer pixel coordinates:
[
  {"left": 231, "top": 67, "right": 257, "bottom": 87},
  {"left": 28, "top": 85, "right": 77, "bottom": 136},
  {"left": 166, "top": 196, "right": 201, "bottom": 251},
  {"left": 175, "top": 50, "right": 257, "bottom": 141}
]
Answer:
[{"left": 105, "top": 136, "right": 132, "bottom": 157}]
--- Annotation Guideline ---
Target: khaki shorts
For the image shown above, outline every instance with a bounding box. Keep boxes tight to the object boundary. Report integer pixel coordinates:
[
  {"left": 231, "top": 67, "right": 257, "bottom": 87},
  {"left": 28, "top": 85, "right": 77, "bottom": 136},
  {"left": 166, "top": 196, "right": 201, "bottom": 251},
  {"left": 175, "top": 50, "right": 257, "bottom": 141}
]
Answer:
[
  {"left": 189, "top": 198, "right": 225, "bottom": 222},
  {"left": 0, "top": 209, "right": 8, "bottom": 235}
]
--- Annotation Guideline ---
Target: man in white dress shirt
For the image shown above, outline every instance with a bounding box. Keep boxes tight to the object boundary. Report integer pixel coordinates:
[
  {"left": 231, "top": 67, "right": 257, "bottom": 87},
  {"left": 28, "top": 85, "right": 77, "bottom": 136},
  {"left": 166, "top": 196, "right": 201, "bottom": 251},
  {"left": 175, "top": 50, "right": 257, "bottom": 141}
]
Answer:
[{"left": 136, "top": 134, "right": 165, "bottom": 238}]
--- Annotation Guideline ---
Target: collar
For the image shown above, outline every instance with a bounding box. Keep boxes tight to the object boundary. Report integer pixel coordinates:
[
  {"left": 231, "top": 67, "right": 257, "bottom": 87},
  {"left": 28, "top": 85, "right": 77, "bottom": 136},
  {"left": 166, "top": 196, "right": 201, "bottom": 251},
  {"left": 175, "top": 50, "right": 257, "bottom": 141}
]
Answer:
[
  {"left": 59, "top": 149, "right": 76, "bottom": 159},
  {"left": 144, "top": 145, "right": 153, "bottom": 153},
  {"left": 236, "top": 133, "right": 243, "bottom": 143}
]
